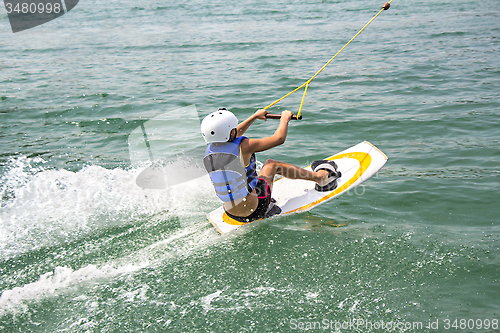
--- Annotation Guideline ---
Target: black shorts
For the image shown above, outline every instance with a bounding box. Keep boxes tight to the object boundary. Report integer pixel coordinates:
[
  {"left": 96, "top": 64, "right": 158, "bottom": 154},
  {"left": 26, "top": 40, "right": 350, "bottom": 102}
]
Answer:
[{"left": 225, "top": 178, "right": 272, "bottom": 223}]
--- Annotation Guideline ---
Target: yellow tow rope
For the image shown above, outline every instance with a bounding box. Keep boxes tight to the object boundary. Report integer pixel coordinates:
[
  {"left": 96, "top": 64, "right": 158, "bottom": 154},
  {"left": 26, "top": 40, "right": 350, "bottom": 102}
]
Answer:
[{"left": 263, "top": 1, "right": 394, "bottom": 119}]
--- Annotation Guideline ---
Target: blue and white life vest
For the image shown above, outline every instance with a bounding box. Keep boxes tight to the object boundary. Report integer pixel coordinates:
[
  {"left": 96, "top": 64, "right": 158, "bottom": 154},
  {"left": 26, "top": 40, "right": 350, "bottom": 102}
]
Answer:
[{"left": 203, "top": 136, "right": 258, "bottom": 202}]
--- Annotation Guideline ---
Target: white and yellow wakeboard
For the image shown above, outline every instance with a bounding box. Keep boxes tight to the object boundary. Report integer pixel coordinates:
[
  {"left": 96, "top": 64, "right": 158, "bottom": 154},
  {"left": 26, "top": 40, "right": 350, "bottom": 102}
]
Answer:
[{"left": 208, "top": 141, "right": 388, "bottom": 234}]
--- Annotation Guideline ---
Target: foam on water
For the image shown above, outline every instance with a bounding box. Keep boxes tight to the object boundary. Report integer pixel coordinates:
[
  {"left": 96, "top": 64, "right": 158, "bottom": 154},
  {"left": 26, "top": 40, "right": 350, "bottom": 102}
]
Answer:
[
  {"left": 0, "top": 224, "right": 220, "bottom": 317},
  {"left": 0, "top": 156, "right": 223, "bottom": 316},
  {"left": 0, "top": 157, "right": 168, "bottom": 259},
  {"left": 0, "top": 156, "right": 217, "bottom": 260},
  {"left": 0, "top": 263, "right": 146, "bottom": 316},
  {"left": 0, "top": 155, "right": 225, "bottom": 315}
]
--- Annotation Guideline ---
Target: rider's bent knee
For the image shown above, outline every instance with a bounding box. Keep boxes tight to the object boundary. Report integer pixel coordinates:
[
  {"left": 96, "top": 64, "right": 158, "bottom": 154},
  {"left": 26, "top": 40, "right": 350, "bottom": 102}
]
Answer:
[{"left": 263, "top": 158, "right": 277, "bottom": 166}]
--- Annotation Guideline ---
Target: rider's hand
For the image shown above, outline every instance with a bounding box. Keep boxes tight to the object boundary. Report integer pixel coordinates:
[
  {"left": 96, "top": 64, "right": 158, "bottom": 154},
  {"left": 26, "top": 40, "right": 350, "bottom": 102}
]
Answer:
[
  {"left": 281, "top": 110, "right": 294, "bottom": 122},
  {"left": 255, "top": 109, "right": 269, "bottom": 121}
]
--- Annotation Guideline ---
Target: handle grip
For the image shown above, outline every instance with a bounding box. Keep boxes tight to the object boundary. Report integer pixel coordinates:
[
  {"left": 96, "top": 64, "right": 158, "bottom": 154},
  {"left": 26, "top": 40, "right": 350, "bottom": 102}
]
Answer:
[{"left": 265, "top": 113, "right": 302, "bottom": 120}]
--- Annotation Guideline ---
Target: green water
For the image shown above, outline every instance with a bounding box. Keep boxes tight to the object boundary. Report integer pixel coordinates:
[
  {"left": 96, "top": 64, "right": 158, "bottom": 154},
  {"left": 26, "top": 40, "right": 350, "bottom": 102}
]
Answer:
[{"left": 1, "top": 0, "right": 499, "bottom": 331}]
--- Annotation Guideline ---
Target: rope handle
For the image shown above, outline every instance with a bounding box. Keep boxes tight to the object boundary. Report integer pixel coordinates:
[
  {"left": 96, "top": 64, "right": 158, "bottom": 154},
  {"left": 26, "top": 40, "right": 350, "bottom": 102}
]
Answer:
[{"left": 265, "top": 113, "right": 302, "bottom": 120}]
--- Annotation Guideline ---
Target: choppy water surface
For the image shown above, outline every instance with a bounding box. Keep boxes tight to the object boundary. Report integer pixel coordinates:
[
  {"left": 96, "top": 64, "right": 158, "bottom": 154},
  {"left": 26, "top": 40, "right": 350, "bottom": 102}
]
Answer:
[{"left": 1, "top": 0, "right": 499, "bottom": 331}]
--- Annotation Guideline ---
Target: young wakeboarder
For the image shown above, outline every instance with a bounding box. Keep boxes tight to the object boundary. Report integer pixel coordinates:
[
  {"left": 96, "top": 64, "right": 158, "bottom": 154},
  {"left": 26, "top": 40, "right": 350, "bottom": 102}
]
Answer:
[{"left": 201, "top": 108, "right": 340, "bottom": 223}]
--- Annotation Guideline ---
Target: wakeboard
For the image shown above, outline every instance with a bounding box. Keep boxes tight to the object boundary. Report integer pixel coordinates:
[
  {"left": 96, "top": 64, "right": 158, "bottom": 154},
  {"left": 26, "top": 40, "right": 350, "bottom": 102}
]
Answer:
[{"left": 208, "top": 141, "right": 388, "bottom": 234}]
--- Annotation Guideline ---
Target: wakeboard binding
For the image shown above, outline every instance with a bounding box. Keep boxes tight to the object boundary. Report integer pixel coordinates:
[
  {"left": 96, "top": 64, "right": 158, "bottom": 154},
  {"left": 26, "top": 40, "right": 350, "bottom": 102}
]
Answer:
[{"left": 312, "top": 160, "right": 342, "bottom": 192}]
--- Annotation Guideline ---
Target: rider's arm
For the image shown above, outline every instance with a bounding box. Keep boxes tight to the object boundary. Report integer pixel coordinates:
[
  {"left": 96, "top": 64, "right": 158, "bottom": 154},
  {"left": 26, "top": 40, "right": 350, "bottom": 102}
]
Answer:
[
  {"left": 237, "top": 109, "right": 268, "bottom": 137},
  {"left": 241, "top": 111, "right": 293, "bottom": 154}
]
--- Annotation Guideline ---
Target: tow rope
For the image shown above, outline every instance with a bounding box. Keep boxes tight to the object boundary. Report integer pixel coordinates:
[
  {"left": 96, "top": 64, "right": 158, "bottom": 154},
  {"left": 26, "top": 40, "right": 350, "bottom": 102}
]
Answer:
[{"left": 263, "top": 1, "right": 394, "bottom": 120}]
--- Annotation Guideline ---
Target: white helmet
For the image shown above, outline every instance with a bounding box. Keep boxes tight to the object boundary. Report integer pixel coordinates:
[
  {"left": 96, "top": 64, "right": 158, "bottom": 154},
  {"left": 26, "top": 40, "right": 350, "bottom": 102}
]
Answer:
[{"left": 201, "top": 108, "right": 238, "bottom": 144}]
